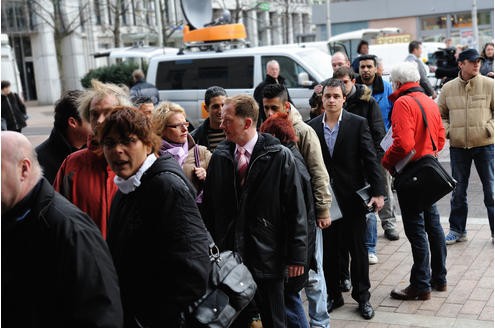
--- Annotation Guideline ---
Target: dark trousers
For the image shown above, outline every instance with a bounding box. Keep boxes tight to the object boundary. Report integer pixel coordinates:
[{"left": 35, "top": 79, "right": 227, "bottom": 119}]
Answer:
[
  {"left": 231, "top": 278, "right": 286, "bottom": 328},
  {"left": 322, "top": 213, "right": 371, "bottom": 304},
  {"left": 401, "top": 203, "right": 447, "bottom": 291}
]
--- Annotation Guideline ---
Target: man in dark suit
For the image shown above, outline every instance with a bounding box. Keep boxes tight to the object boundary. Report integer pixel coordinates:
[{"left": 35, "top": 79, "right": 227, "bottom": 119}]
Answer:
[{"left": 308, "top": 78, "right": 385, "bottom": 320}]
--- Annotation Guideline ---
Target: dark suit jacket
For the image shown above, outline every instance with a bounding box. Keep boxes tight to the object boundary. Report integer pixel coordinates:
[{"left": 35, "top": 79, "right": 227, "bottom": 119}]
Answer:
[{"left": 308, "top": 110, "right": 385, "bottom": 215}]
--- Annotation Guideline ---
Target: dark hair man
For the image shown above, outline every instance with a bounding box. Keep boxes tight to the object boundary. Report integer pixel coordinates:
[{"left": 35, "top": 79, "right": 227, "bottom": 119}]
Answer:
[
  {"left": 2, "top": 131, "right": 123, "bottom": 327},
  {"left": 405, "top": 40, "right": 437, "bottom": 99},
  {"left": 131, "top": 95, "right": 155, "bottom": 118},
  {"left": 1, "top": 80, "right": 27, "bottom": 132},
  {"left": 439, "top": 48, "right": 494, "bottom": 244},
  {"left": 253, "top": 60, "right": 293, "bottom": 127},
  {"left": 130, "top": 69, "right": 159, "bottom": 105},
  {"left": 191, "top": 85, "right": 227, "bottom": 151},
  {"left": 202, "top": 94, "right": 307, "bottom": 328},
  {"left": 36, "top": 90, "right": 91, "bottom": 183},
  {"left": 383, "top": 61, "right": 447, "bottom": 301},
  {"left": 262, "top": 84, "right": 332, "bottom": 328},
  {"left": 308, "top": 78, "right": 385, "bottom": 320},
  {"left": 351, "top": 40, "right": 369, "bottom": 73},
  {"left": 355, "top": 54, "right": 397, "bottom": 244}
]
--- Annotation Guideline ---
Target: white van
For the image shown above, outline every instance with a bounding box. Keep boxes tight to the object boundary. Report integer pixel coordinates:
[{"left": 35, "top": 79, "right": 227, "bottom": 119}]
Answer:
[
  {"left": 1, "top": 34, "right": 23, "bottom": 95},
  {"left": 146, "top": 46, "right": 333, "bottom": 126}
]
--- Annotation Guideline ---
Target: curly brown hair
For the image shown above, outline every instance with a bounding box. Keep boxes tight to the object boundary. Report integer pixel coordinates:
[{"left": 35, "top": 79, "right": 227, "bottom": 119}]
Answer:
[{"left": 98, "top": 106, "right": 161, "bottom": 154}]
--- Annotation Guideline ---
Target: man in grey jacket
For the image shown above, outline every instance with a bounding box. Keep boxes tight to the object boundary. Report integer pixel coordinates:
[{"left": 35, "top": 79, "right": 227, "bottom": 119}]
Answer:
[{"left": 405, "top": 41, "right": 437, "bottom": 99}]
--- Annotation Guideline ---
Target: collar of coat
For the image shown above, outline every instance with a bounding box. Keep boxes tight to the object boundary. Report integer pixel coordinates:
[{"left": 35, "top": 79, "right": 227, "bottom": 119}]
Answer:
[{"left": 356, "top": 74, "right": 385, "bottom": 94}]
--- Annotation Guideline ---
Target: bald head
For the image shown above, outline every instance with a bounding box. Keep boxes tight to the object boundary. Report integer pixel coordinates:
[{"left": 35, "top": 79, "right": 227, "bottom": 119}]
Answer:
[
  {"left": 1, "top": 131, "right": 42, "bottom": 213},
  {"left": 331, "top": 52, "right": 350, "bottom": 70}
]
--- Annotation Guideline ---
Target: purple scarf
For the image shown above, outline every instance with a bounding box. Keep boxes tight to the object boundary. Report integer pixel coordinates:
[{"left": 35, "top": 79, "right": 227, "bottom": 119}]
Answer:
[{"left": 160, "top": 139, "right": 189, "bottom": 167}]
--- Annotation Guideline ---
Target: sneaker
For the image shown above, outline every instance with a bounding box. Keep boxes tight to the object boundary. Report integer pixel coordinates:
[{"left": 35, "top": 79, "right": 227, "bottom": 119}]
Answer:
[
  {"left": 368, "top": 253, "right": 378, "bottom": 265},
  {"left": 384, "top": 228, "right": 400, "bottom": 241},
  {"left": 445, "top": 231, "right": 467, "bottom": 245}
]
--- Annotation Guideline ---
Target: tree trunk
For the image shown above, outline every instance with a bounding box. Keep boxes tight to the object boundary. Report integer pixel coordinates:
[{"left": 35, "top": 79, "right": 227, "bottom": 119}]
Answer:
[
  {"left": 113, "top": 0, "right": 121, "bottom": 47},
  {"left": 54, "top": 31, "right": 67, "bottom": 91}
]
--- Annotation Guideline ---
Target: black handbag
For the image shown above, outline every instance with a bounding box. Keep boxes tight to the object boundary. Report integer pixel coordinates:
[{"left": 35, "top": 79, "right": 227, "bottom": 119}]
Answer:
[
  {"left": 181, "top": 236, "right": 257, "bottom": 328},
  {"left": 393, "top": 96, "right": 456, "bottom": 214}
]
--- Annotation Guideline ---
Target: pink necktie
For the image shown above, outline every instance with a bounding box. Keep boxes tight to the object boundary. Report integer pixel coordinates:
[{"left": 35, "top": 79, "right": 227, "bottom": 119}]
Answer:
[{"left": 237, "top": 147, "right": 248, "bottom": 186}]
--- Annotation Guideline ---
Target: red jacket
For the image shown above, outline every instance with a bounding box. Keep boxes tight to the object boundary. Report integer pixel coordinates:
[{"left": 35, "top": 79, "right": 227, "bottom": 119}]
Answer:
[
  {"left": 53, "top": 140, "right": 117, "bottom": 238},
  {"left": 382, "top": 82, "right": 446, "bottom": 173}
]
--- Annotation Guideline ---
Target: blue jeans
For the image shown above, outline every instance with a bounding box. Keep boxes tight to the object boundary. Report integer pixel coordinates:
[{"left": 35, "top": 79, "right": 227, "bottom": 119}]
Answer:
[
  {"left": 364, "top": 212, "right": 377, "bottom": 254},
  {"left": 401, "top": 204, "right": 447, "bottom": 291},
  {"left": 285, "top": 292, "right": 309, "bottom": 328},
  {"left": 449, "top": 145, "right": 494, "bottom": 236},
  {"left": 304, "top": 229, "right": 330, "bottom": 328}
]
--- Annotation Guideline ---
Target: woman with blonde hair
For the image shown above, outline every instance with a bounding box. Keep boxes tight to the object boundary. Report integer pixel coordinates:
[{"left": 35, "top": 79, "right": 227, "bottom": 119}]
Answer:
[{"left": 152, "top": 102, "right": 211, "bottom": 200}]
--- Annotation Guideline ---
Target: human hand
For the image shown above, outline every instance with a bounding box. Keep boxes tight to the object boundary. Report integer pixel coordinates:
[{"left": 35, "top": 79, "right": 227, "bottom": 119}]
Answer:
[
  {"left": 194, "top": 167, "right": 207, "bottom": 181},
  {"left": 287, "top": 265, "right": 304, "bottom": 277},
  {"left": 313, "top": 84, "right": 323, "bottom": 94},
  {"left": 368, "top": 196, "right": 385, "bottom": 212},
  {"left": 317, "top": 216, "right": 331, "bottom": 229}
]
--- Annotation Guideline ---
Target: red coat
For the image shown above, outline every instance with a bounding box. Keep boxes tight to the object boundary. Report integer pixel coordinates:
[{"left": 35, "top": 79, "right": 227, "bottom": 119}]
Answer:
[
  {"left": 382, "top": 82, "right": 446, "bottom": 173},
  {"left": 53, "top": 141, "right": 117, "bottom": 238}
]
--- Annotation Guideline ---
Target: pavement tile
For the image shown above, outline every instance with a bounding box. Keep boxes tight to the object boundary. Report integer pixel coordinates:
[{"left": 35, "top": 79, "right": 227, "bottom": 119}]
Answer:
[
  {"left": 419, "top": 297, "right": 444, "bottom": 312},
  {"left": 478, "top": 305, "right": 494, "bottom": 321},
  {"left": 469, "top": 287, "right": 493, "bottom": 302},
  {"left": 446, "top": 280, "right": 478, "bottom": 304},
  {"left": 395, "top": 300, "right": 424, "bottom": 314},
  {"left": 437, "top": 302, "right": 464, "bottom": 318},
  {"left": 460, "top": 299, "right": 486, "bottom": 315}
]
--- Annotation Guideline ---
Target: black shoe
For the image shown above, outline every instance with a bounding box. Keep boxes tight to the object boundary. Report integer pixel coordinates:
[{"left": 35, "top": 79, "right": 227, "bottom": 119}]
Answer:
[
  {"left": 358, "top": 301, "right": 375, "bottom": 320},
  {"left": 327, "top": 296, "right": 344, "bottom": 313},
  {"left": 340, "top": 279, "right": 351, "bottom": 292},
  {"left": 384, "top": 228, "right": 400, "bottom": 241}
]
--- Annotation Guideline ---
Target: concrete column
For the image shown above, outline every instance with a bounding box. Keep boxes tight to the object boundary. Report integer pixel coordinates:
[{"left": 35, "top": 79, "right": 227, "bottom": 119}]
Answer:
[
  {"left": 62, "top": 34, "right": 87, "bottom": 90},
  {"left": 247, "top": 9, "right": 258, "bottom": 47},
  {"left": 286, "top": 12, "right": 293, "bottom": 43},
  {"left": 272, "top": 13, "right": 283, "bottom": 45},
  {"left": 293, "top": 13, "right": 303, "bottom": 42},
  {"left": 259, "top": 11, "right": 271, "bottom": 46},
  {"left": 31, "top": 24, "right": 61, "bottom": 104}
]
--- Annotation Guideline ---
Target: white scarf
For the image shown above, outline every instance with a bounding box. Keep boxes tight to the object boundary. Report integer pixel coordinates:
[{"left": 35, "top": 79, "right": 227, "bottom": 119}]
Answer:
[{"left": 114, "top": 153, "right": 157, "bottom": 194}]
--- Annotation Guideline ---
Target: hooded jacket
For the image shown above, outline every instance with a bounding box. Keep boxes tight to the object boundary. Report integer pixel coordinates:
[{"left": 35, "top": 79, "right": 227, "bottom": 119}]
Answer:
[
  {"left": 438, "top": 73, "right": 493, "bottom": 149},
  {"left": 202, "top": 133, "right": 307, "bottom": 279},
  {"left": 344, "top": 84, "right": 386, "bottom": 159},
  {"left": 289, "top": 105, "right": 331, "bottom": 219},
  {"left": 356, "top": 74, "right": 393, "bottom": 130}
]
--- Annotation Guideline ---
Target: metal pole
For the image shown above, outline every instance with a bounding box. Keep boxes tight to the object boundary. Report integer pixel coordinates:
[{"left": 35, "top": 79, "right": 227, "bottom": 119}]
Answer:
[
  {"left": 326, "top": 0, "right": 331, "bottom": 39},
  {"left": 472, "top": 0, "right": 479, "bottom": 50}
]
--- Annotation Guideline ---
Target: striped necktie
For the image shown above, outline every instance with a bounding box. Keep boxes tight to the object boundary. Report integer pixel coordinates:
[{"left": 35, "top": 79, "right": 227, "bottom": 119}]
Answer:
[{"left": 237, "top": 147, "right": 248, "bottom": 186}]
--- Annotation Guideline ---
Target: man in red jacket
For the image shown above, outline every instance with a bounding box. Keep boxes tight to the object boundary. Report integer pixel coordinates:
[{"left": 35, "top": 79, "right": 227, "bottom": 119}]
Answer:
[{"left": 382, "top": 62, "right": 447, "bottom": 301}]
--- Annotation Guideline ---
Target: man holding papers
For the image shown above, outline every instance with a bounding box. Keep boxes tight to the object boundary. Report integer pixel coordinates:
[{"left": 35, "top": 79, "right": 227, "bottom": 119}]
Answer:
[{"left": 382, "top": 62, "right": 447, "bottom": 301}]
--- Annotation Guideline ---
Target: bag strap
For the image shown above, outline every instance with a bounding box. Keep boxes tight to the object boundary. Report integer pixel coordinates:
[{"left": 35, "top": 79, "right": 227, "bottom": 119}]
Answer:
[
  {"left": 407, "top": 96, "right": 437, "bottom": 152},
  {"left": 194, "top": 144, "right": 201, "bottom": 167}
]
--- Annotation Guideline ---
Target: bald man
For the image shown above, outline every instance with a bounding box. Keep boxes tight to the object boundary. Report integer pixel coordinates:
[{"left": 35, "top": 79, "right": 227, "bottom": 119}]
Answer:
[
  {"left": 309, "top": 52, "right": 352, "bottom": 108},
  {"left": 2, "top": 131, "right": 123, "bottom": 327}
]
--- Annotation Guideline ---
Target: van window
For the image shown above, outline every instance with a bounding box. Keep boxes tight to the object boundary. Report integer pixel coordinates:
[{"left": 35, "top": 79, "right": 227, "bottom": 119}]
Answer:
[
  {"left": 155, "top": 56, "right": 254, "bottom": 90},
  {"left": 261, "top": 56, "right": 318, "bottom": 88}
]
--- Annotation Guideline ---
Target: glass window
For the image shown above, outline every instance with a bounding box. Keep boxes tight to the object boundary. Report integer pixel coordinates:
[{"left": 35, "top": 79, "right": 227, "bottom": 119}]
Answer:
[
  {"left": 421, "top": 15, "right": 448, "bottom": 31},
  {"left": 261, "top": 55, "right": 322, "bottom": 88},
  {"left": 155, "top": 57, "right": 254, "bottom": 90}
]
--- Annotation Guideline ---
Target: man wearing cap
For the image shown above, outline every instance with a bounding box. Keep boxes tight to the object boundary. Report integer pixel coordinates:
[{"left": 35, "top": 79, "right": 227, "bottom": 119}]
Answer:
[{"left": 438, "top": 48, "right": 494, "bottom": 244}]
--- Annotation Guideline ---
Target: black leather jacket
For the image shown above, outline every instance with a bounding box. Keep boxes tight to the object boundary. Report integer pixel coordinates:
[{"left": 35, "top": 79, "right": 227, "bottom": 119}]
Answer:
[{"left": 202, "top": 133, "right": 307, "bottom": 279}]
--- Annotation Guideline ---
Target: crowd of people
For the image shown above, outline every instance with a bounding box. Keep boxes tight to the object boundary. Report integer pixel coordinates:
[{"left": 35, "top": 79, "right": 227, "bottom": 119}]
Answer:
[{"left": 2, "top": 39, "right": 493, "bottom": 328}]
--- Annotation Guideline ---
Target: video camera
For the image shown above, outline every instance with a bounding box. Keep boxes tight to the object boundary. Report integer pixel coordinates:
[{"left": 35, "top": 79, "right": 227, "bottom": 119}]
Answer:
[{"left": 433, "top": 47, "right": 459, "bottom": 81}]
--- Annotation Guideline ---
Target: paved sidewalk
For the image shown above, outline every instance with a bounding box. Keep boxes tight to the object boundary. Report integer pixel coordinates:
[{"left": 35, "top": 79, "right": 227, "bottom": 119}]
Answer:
[{"left": 309, "top": 220, "right": 493, "bottom": 328}]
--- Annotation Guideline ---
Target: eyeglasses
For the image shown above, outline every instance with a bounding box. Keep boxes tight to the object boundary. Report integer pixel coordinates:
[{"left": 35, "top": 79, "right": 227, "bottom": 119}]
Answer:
[
  {"left": 102, "top": 136, "right": 139, "bottom": 148},
  {"left": 166, "top": 122, "right": 189, "bottom": 129}
]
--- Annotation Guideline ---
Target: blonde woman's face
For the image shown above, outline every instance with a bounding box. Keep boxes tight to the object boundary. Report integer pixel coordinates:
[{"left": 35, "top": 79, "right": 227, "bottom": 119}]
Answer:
[{"left": 162, "top": 112, "right": 189, "bottom": 144}]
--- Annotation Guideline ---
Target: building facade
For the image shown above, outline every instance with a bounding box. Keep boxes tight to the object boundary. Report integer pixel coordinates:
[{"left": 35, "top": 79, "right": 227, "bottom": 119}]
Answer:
[
  {"left": 1, "top": 0, "right": 312, "bottom": 104},
  {"left": 313, "top": 0, "right": 493, "bottom": 50}
]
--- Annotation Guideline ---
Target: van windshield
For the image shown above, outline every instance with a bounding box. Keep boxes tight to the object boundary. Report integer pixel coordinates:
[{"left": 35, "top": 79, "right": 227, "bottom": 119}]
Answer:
[{"left": 299, "top": 51, "right": 333, "bottom": 81}]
